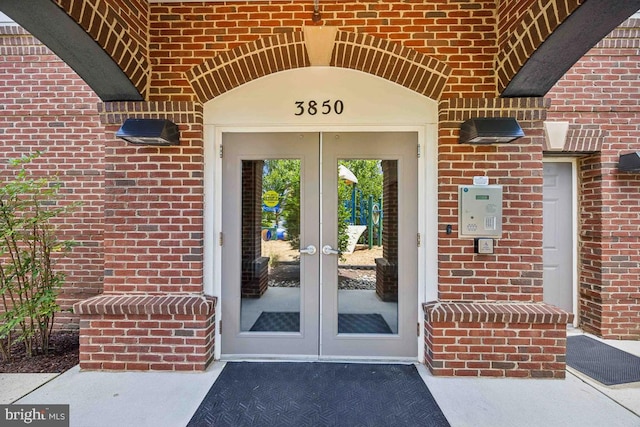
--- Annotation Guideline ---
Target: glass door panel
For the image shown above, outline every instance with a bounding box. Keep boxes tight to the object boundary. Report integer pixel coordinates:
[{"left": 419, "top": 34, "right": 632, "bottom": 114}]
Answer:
[
  {"left": 336, "top": 159, "right": 398, "bottom": 335},
  {"left": 321, "top": 132, "right": 418, "bottom": 359},
  {"left": 240, "top": 159, "right": 302, "bottom": 333},
  {"left": 221, "top": 133, "right": 319, "bottom": 357}
]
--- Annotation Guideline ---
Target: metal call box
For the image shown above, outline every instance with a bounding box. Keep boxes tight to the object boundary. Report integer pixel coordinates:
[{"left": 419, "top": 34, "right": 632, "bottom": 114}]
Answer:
[{"left": 458, "top": 185, "right": 503, "bottom": 237}]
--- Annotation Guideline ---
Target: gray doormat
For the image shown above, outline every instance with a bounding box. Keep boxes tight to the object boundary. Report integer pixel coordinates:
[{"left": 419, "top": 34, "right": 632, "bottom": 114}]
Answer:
[
  {"left": 187, "top": 362, "right": 450, "bottom": 427},
  {"left": 249, "top": 312, "right": 392, "bottom": 334},
  {"left": 567, "top": 335, "right": 640, "bottom": 385}
]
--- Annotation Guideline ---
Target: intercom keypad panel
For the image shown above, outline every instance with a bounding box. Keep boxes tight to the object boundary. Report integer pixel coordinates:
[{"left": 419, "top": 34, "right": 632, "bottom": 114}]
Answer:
[{"left": 458, "top": 185, "right": 503, "bottom": 237}]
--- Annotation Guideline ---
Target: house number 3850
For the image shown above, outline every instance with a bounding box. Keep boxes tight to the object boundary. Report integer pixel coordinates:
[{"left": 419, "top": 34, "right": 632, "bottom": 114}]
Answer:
[{"left": 294, "top": 100, "right": 344, "bottom": 116}]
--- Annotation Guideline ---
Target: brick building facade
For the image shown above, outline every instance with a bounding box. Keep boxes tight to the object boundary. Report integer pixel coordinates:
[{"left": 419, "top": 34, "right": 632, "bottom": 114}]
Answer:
[
  {"left": 546, "top": 16, "right": 640, "bottom": 340},
  {"left": 0, "top": 19, "right": 105, "bottom": 329},
  {"left": 0, "top": 2, "right": 638, "bottom": 376}
]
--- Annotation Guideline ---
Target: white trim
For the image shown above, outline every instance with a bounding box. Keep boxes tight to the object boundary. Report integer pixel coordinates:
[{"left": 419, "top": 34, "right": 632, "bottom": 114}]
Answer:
[
  {"left": 543, "top": 121, "right": 570, "bottom": 151},
  {"left": 420, "top": 123, "right": 439, "bottom": 354},
  {"left": 203, "top": 67, "right": 439, "bottom": 361},
  {"left": 220, "top": 355, "right": 418, "bottom": 364},
  {"left": 203, "top": 124, "right": 217, "bottom": 298},
  {"left": 542, "top": 157, "right": 579, "bottom": 327},
  {"left": 318, "top": 132, "right": 324, "bottom": 357}
]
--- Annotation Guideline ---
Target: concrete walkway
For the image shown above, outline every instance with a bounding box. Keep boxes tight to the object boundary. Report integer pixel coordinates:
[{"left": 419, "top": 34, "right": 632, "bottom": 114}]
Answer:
[
  {"left": 0, "top": 373, "right": 57, "bottom": 404},
  {"left": 2, "top": 332, "right": 639, "bottom": 427}
]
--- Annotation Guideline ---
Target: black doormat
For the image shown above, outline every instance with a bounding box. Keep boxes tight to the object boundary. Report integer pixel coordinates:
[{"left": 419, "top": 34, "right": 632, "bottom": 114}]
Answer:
[
  {"left": 250, "top": 311, "right": 299, "bottom": 332},
  {"left": 338, "top": 313, "right": 392, "bottom": 334},
  {"left": 187, "top": 362, "right": 450, "bottom": 427},
  {"left": 249, "top": 312, "right": 392, "bottom": 334},
  {"left": 567, "top": 335, "right": 640, "bottom": 385}
]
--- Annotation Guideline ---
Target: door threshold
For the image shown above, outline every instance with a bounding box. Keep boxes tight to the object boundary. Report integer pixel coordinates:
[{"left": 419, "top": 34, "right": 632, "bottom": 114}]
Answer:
[
  {"left": 221, "top": 354, "right": 419, "bottom": 364},
  {"left": 221, "top": 354, "right": 321, "bottom": 362}
]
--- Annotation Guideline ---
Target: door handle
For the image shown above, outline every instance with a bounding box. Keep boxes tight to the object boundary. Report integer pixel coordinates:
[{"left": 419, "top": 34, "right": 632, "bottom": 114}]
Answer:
[
  {"left": 322, "top": 245, "right": 340, "bottom": 255},
  {"left": 299, "top": 245, "right": 317, "bottom": 255}
]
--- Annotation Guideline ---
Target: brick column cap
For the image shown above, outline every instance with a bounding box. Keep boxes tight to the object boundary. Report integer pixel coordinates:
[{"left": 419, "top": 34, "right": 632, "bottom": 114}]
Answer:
[
  {"left": 423, "top": 301, "right": 573, "bottom": 324},
  {"left": 74, "top": 294, "right": 216, "bottom": 316}
]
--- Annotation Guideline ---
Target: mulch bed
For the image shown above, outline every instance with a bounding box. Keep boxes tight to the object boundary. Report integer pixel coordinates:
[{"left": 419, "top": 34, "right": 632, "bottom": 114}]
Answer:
[
  {"left": 0, "top": 330, "right": 79, "bottom": 373},
  {"left": 269, "top": 263, "right": 377, "bottom": 290}
]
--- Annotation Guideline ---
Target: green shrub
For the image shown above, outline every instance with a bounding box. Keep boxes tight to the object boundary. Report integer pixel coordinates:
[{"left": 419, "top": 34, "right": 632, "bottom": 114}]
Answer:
[{"left": 0, "top": 152, "right": 77, "bottom": 361}]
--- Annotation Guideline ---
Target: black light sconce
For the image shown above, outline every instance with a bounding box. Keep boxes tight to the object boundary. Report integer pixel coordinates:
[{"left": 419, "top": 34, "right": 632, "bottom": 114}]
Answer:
[
  {"left": 459, "top": 117, "right": 525, "bottom": 144},
  {"left": 115, "top": 118, "right": 180, "bottom": 146},
  {"left": 618, "top": 152, "right": 640, "bottom": 172}
]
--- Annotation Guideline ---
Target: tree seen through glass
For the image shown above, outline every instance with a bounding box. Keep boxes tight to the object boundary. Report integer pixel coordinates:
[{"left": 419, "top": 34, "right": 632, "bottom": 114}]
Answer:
[{"left": 261, "top": 159, "right": 382, "bottom": 253}]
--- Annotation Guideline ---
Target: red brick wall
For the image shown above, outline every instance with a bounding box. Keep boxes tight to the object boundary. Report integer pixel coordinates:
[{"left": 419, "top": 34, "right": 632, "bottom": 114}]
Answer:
[
  {"left": 75, "top": 295, "right": 215, "bottom": 371},
  {"left": 98, "top": 101, "right": 204, "bottom": 295},
  {"left": 45, "top": 1, "right": 580, "bottom": 103},
  {"left": 425, "top": 302, "right": 572, "bottom": 378},
  {"left": 375, "top": 160, "right": 398, "bottom": 302},
  {"left": 2, "top": 1, "right": 601, "bottom": 372},
  {"left": 74, "top": 98, "right": 211, "bottom": 371},
  {"left": 149, "top": 0, "right": 499, "bottom": 101},
  {"left": 546, "top": 17, "right": 640, "bottom": 339},
  {"left": 241, "top": 160, "right": 269, "bottom": 298},
  {"left": 438, "top": 98, "right": 549, "bottom": 302},
  {"left": 497, "top": 0, "right": 538, "bottom": 47},
  {"left": 0, "top": 25, "right": 104, "bottom": 329}
]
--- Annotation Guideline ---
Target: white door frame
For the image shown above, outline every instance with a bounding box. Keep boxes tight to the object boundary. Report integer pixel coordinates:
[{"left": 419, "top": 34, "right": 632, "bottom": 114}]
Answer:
[
  {"left": 202, "top": 68, "right": 439, "bottom": 361},
  {"left": 542, "top": 157, "right": 579, "bottom": 326}
]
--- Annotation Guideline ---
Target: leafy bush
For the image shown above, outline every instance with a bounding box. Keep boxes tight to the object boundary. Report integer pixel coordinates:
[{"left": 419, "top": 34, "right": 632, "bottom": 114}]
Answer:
[
  {"left": 262, "top": 159, "right": 301, "bottom": 249},
  {"left": 0, "top": 152, "right": 77, "bottom": 361},
  {"left": 261, "top": 159, "right": 383, "bottom": 255}
]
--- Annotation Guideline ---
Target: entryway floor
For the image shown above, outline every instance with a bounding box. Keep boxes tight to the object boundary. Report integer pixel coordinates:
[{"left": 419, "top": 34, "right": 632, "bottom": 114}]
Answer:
[
  {"left": 8, "top": 333, "right": 640, "bottom": 427},
  {"left": 241, "top": 287, "right": 398, "bottom": 332}
]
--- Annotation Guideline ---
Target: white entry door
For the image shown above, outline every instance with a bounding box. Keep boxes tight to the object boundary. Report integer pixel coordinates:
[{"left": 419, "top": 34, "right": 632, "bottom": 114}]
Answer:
[
  {"left": 221, "top": 132, "right": 418, "bottom": 359},
  {"left": 543, "top": 161, "right": 574, "bottom": 313}
]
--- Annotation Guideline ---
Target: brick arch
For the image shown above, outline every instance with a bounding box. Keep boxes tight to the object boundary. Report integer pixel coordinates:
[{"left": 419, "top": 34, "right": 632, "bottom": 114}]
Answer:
[
  {"left": 496, "top": 0, "right": 582, "bottom": 95},
  {"left": 498, "top": 0, "right": 640, "bottom": 96},
  {"left": 51, "top": 0, "right": 150, "bottom": 98},
  {"left": 331, "top": 31, "right": 452, "bottom": 101},
  {"left": 185, "top": 29, "right": 452, "bottom": 104}
]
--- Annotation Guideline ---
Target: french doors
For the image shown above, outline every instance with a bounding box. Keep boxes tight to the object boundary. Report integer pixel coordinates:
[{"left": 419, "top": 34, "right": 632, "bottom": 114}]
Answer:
[{"left": 221, "top": 132, "right": 417, "bottom": 359}]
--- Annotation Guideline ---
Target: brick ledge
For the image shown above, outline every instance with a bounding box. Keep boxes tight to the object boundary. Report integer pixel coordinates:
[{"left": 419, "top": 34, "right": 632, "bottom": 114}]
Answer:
[
  {"left": 423, "top": 301, "right": 573, "bottom": 324},
  {"left": 74, "top": 294, "right": 216, "bottom": 316}
]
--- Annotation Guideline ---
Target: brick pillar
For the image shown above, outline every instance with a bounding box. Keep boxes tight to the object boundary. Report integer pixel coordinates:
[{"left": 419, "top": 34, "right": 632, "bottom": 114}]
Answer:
[
  {"left": 75, "top": 295, "right": 216, "bottom": 371},
  {"left": 428, "top": 97, "right": 573, "bottom": 377},
  {"left": 375, "top": 160, "right": 398, "bottom": 302},
  {"left": 241, "top": 161, "right": 269, "bottom": 298},
  {"left": 424, "top": 302, "right": 573, "bottom": 378},
  {"left": 73, "top": 101, "right": 216, "bottom": 371}
]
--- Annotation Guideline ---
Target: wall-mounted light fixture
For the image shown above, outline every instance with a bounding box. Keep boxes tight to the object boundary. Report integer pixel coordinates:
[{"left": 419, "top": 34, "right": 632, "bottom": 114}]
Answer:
[
  {"left": 115, "top": 118, "right": 180, "bottom": 146},
  {"left": 459, "top": 117, "right": 525, "bottom": 144},
  {"left": 312, "top": 0, "right": 322, "bottom": 22},
  {"left": 618, "top": 152, "right": 640, "bottom": 172}
]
